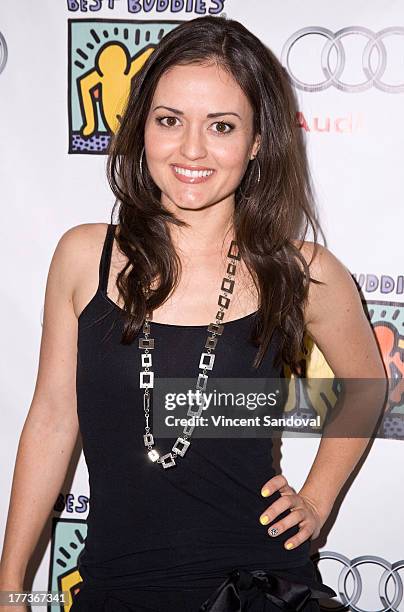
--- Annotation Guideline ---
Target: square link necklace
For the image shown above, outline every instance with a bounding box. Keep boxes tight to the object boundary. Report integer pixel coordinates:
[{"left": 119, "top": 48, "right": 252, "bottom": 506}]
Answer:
[{"left": 138, "top": 240, "right": 241, "bottom": 469}]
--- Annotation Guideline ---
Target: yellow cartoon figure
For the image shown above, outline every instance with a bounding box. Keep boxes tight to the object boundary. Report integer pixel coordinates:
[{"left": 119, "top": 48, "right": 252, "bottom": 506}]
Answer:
[{"left": 78, "top": 42, "right": 155, "bottom": 136}]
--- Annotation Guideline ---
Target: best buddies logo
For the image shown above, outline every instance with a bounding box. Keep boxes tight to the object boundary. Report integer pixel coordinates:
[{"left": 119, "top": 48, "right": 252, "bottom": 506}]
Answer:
[
  {"left": 68, "top": 19, "right": 180, "bottom": 153},
  {"left": 67, "top": 0, "right": 226, "bottom": 153},
  {"left": 67, "top": 0, "right": 225, "bottom": 14}
]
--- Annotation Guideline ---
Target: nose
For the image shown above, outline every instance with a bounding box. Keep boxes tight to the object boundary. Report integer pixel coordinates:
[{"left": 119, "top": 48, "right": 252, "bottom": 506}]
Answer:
[{"left": 179, "top": 123, "right": 207, "bottom": 160}]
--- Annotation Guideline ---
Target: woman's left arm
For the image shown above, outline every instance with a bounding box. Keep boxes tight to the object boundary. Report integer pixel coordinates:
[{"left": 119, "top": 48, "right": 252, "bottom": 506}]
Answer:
[{"left": 259, "top": 243, "right": 388, "bottom": 550}]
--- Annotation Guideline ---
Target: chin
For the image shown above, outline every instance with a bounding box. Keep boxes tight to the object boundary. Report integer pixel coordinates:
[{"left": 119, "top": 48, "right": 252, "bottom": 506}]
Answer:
[
  {"left": 163, "top": 190, "right": 212, "bottom": 211},
  {"left": 173, "top": 199, "right": 212, "bottom": 211}
]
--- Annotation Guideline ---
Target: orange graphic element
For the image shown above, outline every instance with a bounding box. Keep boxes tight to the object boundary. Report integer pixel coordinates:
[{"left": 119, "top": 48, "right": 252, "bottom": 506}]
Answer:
[
  {"left": 374, "top": 323, "right": 404, "bottom": 375},
  {"left": 374, "top": 323, "right": 404, "bottom": 407}
]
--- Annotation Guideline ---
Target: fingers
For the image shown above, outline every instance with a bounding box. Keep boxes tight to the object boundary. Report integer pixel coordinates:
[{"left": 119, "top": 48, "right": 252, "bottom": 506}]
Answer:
[
  {"left": 259, "top": 474, "right": 314, "bottom": 550},
  {"left": 261, "top": 504, "right": 315, "bottom": 550},
  {"left": 265, "top": 507, "right": 306, "bottom": 545},
  {"left": 259, "top": 494, "right": 300, "bottom": 527},
  {"left": 281, "top": 517, "right": 314, "bottom": 551},
  {"left": 260, "top": 473, "right": 288, "bottom": 497}
]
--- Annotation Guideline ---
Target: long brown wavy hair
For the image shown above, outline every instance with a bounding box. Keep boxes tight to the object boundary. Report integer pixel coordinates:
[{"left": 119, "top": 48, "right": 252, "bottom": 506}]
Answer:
[{"left": 106, "top": 15, "right": 326, "bottom": 375}]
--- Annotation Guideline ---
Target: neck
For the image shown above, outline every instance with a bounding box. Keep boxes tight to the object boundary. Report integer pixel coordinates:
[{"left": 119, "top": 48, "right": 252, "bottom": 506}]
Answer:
[{"left": 164, "top": 196, "right": 237, "bottom": 259}]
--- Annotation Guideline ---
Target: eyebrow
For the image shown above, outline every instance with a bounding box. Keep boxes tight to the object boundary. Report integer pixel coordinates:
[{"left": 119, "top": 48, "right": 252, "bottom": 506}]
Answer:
[{"left": 152, "top": 105, "right": 241, "bottom": 119}]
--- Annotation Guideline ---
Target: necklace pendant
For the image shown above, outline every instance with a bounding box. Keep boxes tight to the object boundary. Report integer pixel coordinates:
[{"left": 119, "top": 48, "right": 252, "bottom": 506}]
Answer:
[
  {"left": 143, "top": 433, "right": 154, "bottom": 446},
  {"left": 147, "top": 449, "right": 159, "bottom": 462},
  {"left": 140, "top": 371, "right": 154, "bottom": 388},
  {"left": 172, "top": 437, "right": 190, "bottom": 457},
  {"left": 196, "top": 373, "right": 208, "bottom": 391},
  {"left": 199, "top": 352, "right": 215, "bottom": 370},
  {"left": 227, "top": 240, "right": 241, "bottom": 260},
  {"left": 207, "top": 322, "right": 224, "bottom": 335},
  {"left": 159, "top": 452, "right": 176, "bottom": 469}
]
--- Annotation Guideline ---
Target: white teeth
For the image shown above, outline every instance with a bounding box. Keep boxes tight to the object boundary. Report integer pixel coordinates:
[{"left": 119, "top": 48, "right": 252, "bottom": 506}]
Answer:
[{"left": 173, "top": 166, "right": 214, "bottom": 178}]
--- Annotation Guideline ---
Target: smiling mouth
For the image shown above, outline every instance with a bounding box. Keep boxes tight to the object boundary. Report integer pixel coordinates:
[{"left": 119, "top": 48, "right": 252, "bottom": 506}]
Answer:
[{"left": 171, "top": 164, "right": 215, "bottom": 184}]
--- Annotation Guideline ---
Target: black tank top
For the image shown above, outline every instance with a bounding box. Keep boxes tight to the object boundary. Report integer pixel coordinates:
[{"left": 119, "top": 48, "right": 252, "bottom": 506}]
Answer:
[{"left": 76, "top": 223, "right": 311, "bottom": 591}]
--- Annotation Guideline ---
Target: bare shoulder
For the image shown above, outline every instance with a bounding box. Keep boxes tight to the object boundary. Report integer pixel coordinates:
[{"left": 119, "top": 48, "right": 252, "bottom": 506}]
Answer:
[
  {"left": 56, "top": 222, "right": 109, "bottom": 261},
  {"left": 290, "top": 239, "right": 346, "bottom": 279},
  {"left": 290, "top": 239, "right": 357, "bottom": 326},
  {"left": 53, "top": 222, "right": 110, "bottom": 319}
]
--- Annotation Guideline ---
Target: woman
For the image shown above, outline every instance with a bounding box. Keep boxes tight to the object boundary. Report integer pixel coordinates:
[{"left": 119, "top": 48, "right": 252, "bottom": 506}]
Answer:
[{"left": 0, "top": 15, "right": 386, "bottom": 612}]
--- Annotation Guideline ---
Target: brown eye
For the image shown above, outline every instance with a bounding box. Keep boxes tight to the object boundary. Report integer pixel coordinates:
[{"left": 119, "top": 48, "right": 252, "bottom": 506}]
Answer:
[
  {"left": 212, "top": 121, "right": 233, "bottom": 134},
  {"left": 158, "top": 116, "right": 179, "bottom": 127}
]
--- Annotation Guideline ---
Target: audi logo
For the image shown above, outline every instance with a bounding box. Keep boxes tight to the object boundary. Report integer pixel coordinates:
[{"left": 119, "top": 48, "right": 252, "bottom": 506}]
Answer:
[
  {"left": 0, "top": 31, "right": 7, "bottom": 75},
  {"left": 281, "top": 26, "right": 404, "bottom": 93},
  {"left": 318, "top": 551, "right": 404, "bottom": 611}
]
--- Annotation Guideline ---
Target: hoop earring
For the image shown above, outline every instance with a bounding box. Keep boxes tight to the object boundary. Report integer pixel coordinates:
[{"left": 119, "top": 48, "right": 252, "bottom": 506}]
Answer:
[
  {"left": 254, "top": 157, "right": 261, "bottom": 184},
  {"left": 139, "top": 146, "right": 144, "bottom": 176},
  {"left": 247, "top": 156, "right": 261, "bottom": 184},
  {"left": 238, "top": 157, "right": 261, "bottom": 200}
]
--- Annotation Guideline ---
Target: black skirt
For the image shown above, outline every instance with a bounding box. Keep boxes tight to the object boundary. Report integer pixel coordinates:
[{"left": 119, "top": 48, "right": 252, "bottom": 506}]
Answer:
[{"left": 70, "top": 559, "right": 336, "bottom": 611}]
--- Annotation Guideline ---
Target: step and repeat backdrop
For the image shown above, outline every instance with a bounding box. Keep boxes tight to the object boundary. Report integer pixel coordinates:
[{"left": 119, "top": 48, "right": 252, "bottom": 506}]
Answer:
[{"left": 0, "top": 1, "right": 403, "bottom": 610}]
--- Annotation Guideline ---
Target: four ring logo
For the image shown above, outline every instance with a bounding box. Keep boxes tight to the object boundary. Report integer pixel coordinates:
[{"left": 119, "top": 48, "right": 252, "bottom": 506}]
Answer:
[
  {"left": 281, "top": 26, "right": 404, "bottom": 93},
  {"left": 318, "top": 551, "right": 404, "bottom": 611},
  {"left": 0, "top": 31, "right": 7, "bottom": 75}
]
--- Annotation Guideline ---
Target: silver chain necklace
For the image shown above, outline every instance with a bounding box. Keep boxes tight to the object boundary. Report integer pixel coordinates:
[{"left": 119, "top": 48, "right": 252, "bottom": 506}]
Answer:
[{"left": 138, "top": 240, "right": 241, "bottom": 469}]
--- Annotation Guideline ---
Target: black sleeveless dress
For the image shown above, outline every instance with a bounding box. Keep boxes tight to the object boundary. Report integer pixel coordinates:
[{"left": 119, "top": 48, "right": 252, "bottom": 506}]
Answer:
[{"left": 71, "top": 223, "right": 336, "bottom": 611}]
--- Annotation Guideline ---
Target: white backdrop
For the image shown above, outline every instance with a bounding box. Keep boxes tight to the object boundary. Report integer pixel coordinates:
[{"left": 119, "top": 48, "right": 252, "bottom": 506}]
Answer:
[{"left": 0, "top": 1, "right": 403, "bottom": 610}]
